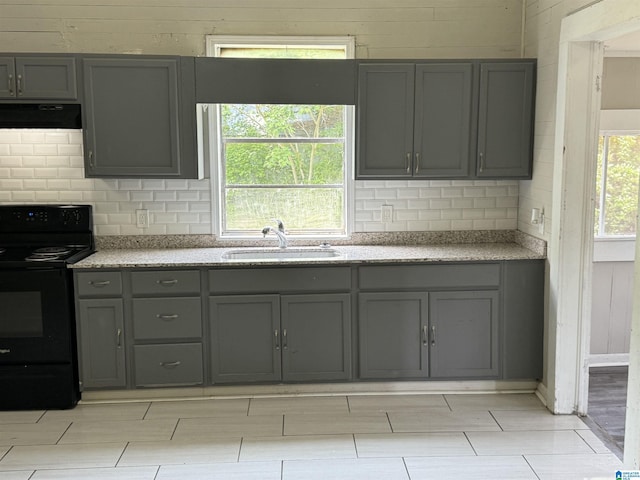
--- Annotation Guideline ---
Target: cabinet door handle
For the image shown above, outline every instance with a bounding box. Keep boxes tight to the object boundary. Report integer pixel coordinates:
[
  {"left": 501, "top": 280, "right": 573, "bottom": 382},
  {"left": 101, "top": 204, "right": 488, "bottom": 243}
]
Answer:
[
  {"left": 16, "top": 74, "right": 22, "bottom": 96},
  {"left": 7, "top": 74, "right": 14, "bottom": 96},
  {"left": 156, "top": 314, "right": 179, "bottom": 321},
  {"left": 282, "top": 329, "right": 288, "bottom": 350},
  {"left": 157, "top": 279, "right": 178, "bottom": 286},
  {"left": 479, "top": 152, "right": 484, "bottom": 173},
  {"left": 431, "top": 325, "right": 436, "bottom": 346},
  {"left": 405, "top": 152, "right": 411, "bottom": 173},
  {"left": 116, "top": 328, "right": 122, "bottom": 347},
  {"left": 89, "top": 280, "right": 111, "bottom": 287},
  {"left": 415, "top": 152, "right": 421, "bottom": 174},
  {"left": 274, "top": 330, "right": 280, "bottom": 350},
  {"left": 88, "top": 150, "right": 94, "bottom": 168},
  {"left": 160, "top": 361, "right": 181, "bottom": 368},
  {"left": 422, "top": 325, "right": 428, "bottom": 346}
]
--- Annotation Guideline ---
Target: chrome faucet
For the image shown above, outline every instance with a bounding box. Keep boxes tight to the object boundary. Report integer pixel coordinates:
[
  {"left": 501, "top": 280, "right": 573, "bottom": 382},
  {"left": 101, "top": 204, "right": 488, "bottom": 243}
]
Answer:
[{"left": 261, "top": 219, "right": 288, "bottom": 248}]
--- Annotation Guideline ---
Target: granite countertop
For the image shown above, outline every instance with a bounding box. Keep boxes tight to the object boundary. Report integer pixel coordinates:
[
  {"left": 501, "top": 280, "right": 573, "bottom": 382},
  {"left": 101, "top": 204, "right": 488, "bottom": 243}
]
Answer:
[{"left": 70, "top": 243, "right": 545, "bottom": 269}]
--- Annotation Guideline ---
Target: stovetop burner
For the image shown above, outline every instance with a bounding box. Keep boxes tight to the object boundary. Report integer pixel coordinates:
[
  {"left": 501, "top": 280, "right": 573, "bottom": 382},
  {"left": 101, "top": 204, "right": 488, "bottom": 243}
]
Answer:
[{"left": 33, "top": 246, "right": 73, "bottom": 255}]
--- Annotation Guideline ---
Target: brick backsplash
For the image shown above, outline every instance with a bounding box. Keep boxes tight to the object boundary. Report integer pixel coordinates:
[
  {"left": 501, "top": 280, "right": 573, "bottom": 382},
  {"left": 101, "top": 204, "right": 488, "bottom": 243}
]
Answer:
[{"left": 0, "top": 129, "right": 518, "bottom": 236}]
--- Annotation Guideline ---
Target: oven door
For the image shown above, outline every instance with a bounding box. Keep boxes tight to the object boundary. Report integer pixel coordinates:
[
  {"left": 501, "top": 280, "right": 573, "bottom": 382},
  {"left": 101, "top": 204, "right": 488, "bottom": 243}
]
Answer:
[{"left": 0, "top": 268, "right": 75, "bottom": 364}]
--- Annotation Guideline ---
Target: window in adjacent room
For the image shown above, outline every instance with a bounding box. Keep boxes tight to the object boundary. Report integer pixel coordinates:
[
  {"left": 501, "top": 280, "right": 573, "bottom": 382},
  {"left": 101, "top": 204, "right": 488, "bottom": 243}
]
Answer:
[
  {"left": 203, "top": 36, "right": 354, "bottom": 239},
  {"left": 594, "top": 133, "right": 640, "bottom": 237}
]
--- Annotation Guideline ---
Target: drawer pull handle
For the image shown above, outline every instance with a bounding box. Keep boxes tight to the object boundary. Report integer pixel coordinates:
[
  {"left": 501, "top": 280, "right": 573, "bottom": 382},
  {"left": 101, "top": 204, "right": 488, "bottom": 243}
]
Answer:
[
  {"left": 157, "top": 279, "right": 178, "bottom": 286},
  {"left": 282, "top": 329, "right": 288, "bottom": 350},
  {"left": 274, "top": 330, "right": 280, "bottom": 350},
  {"left": 431, "top": 325, "right": 436, "bottom": 346},
  {"left": 422, "top": 325, "right": 428, "bottom": 346},
  {"left": 160, "top": 361, "right": 181, "bottom": 369},
  {"left": 157, "top": 314, "right": 179, "bottom": 321},
  {"left": 89, "top": 280, "right": 111, "bottom": 287}
]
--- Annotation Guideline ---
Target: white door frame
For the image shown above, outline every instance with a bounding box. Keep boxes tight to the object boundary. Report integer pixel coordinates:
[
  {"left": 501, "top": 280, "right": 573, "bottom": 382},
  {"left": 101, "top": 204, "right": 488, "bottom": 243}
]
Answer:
[{"left": 550, "top": 0, "right": 640, "bottom": 467}]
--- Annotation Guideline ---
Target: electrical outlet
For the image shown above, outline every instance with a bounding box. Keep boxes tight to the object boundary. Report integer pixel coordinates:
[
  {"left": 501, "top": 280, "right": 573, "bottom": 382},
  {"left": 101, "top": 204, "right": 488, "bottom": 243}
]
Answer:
[
  {"left": 136, "top": 209, "right": 149, "bottom": 228},
  {"left": 381, "top": 205, "right": 393, "bottom": 223}
]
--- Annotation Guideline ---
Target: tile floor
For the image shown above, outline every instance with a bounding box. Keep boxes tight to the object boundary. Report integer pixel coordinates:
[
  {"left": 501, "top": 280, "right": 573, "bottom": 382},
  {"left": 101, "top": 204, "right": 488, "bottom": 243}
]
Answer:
[{"left": 0, "top": 392, "right": 625, "bottom": 479}]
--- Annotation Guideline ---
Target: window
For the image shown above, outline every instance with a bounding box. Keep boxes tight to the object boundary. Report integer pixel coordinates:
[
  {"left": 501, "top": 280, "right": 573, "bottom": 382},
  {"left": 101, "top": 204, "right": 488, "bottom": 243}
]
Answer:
[
  {"left": 204, "top": 36, "right": 354, "bottom": 238},
  {"left": 595, "top": 133, "right": 640, "bottom": 237}
]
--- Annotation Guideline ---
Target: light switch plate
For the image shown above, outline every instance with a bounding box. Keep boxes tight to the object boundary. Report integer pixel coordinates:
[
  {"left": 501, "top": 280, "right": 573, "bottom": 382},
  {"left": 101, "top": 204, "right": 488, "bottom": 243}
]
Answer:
[{"left": 381, "top": 205, "right": 393, "bottom": 223}]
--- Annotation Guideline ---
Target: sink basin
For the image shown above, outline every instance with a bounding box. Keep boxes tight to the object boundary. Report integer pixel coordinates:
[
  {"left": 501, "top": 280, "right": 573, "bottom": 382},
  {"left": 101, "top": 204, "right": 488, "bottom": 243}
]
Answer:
[{"left": 221, "top": 247, "right": 342, "bottom": 261}]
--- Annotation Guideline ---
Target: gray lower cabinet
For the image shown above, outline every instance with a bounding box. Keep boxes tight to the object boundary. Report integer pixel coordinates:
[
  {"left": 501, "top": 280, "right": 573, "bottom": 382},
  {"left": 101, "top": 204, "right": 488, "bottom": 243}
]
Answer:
[
  {"left": 209, "top": 293, "right": 351, "bottom": 383},
  {"left": 75, "top": 271, "right": 126, "bottom": 389},
  {"left": 0, "top": 56, "right": 77, "bottom": 99},
  {"left": 358, "top": 292, "right": 429, "bottom": 379},
  {"left": 77, "top": 298, "right": 126, "bottom": 389},
  {"left": 82, "top": 56, "right": 197, "bottom": 178},
  {"left": 429, "top": 290, "right": 499, "bottom": 378},
  {"left": 210, "top": 295, "right": 281, "bottom": 383},
  {"left": 130, "top": 269, "right": 203, "bottom": 387}
]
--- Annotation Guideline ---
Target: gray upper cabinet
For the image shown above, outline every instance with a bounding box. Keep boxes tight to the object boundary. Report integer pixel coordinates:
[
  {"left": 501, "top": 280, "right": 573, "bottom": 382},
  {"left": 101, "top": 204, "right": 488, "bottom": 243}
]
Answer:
[
  {"left": 82, "top": 56, "right": 197, "bottom": 178},
  {"left": 357, "top": 62, "right": 473, "bottom": 179},
  {"left": 0, "top": 56, "right": 77, "bottom": 100},
  {"left": 476, "top": 62, "right": 535, "bottom": 178},
  {"left": 356, "top": 64, "right": 415, "bottom": 177},
  {"left": 357, "top": 60, "right": 535, "bottom": 180}
]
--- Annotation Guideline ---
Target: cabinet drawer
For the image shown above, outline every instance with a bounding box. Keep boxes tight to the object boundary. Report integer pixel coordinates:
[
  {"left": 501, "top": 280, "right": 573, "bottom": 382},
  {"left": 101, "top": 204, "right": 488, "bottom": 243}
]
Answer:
[
  {"left": 134, "top": 343, "right": 203, "bottom": 387},
  {"left": 210, "top": 267, "right": 351, "bottom": 294},
  {"left": 76, "top": 271, "right": 123, "bottom": 297},
  {"left": 359, "top": 263, "right": 500, "bottom": 290},
  {"left": 131, "top": 270, "right": 200, "bottom": 295},
  {"left": 132, "top": 297, "right": 202, "bottom": 340}
]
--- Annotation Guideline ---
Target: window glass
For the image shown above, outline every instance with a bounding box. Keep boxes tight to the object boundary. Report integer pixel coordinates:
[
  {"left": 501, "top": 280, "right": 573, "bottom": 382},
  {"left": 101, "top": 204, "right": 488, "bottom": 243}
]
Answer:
[{"left": 595, "top": 134, "right": 640, "bottom": 237}]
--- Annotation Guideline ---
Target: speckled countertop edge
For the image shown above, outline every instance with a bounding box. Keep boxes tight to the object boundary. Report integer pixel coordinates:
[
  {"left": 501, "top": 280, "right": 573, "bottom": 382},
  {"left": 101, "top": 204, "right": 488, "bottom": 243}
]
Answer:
[{"left": 73, "top": 232, "right": 546, "bottom": 269}]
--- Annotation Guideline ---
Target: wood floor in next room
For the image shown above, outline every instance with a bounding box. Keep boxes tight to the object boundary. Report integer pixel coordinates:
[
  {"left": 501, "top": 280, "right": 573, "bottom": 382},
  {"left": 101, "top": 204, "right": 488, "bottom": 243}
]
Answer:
[{"left": 0, "top": 392, "right": 624, "bottom": 480}]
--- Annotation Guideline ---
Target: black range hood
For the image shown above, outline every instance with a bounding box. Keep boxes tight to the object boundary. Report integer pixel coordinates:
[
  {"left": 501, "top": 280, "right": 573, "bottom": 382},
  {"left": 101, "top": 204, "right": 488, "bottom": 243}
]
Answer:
[{"left": 0, "top": 103, "right": 81, "bottom": 129}]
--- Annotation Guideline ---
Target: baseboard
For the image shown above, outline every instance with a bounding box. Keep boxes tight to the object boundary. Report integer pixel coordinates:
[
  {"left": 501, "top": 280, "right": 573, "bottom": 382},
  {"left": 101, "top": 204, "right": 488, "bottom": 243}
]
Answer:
[{"left": 81, "top": 380, "right": 539, "bottom": 404}]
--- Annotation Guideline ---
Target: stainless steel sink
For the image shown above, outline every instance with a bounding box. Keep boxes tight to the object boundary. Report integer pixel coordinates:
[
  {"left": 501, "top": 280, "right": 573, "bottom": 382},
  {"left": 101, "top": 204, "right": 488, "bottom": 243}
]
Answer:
[{"left": 221, "top": 247, "right": 342, "bottom": 261}]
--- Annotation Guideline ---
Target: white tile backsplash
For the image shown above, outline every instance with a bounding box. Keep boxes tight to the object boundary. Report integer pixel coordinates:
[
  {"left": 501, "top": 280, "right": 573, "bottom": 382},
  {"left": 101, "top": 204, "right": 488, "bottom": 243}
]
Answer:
[{"left": 0, "top": 129, "right": 519, "bottom": 236}]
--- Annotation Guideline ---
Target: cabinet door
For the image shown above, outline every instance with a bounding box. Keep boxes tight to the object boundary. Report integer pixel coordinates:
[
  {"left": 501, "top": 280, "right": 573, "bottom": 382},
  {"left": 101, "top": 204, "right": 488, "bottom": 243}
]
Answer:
[
  {"left": 77, "top": 298, "right": 126, "bottom": 389},
  {"left": 15, "top": 57, "right": 77, "bottom": 99},
  {"left": 429, "top": 290, "right": 499, "bottom": 378},
  {"left": 356, "top": 64, "right": 415, "bottom": 178},
  {"left": 281, "top": 293, "right": 351, "bottom": 382},
  {"left": 83, "top": 57, "right": 195, "bottom": 178},
  {"left": 476, "top": 62, "right": 535, "bottom": 178},
  {"left": 358, "top": 292, "right": 429, "bottom": 379},
  {"left": 414, "top": 63, "right": 473, "bottom": 178},
  {"left": 0, "top": 57, "right": 16, "bottom": 98},
  {"left": 209, "top": 295, "right": 281, "bottom": 383}
]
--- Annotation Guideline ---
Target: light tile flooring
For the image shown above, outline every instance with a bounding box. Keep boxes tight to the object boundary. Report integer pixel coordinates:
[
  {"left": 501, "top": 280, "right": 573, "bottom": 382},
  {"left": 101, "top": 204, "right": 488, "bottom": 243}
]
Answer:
[{"left": 0, "top": 393, "right": 625, "bottom": 479}]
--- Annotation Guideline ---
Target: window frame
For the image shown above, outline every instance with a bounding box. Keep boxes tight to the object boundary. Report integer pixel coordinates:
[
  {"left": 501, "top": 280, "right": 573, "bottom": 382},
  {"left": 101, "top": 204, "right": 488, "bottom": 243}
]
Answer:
[
  {"left": 203, "top": 35, "right": 355, "bottom": 240},
  {"left": 595, "top": 129, "right": 640, "bottom": 239}
]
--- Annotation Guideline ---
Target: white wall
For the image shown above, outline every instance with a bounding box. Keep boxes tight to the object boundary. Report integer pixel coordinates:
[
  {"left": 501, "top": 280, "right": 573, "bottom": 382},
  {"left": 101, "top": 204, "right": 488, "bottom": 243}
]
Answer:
[
  {"left": 1, "top": 1, "right": 523, "bottom": 59},
  {"left": 0, "top": 0, "right": 525, "bottom": 237}
]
